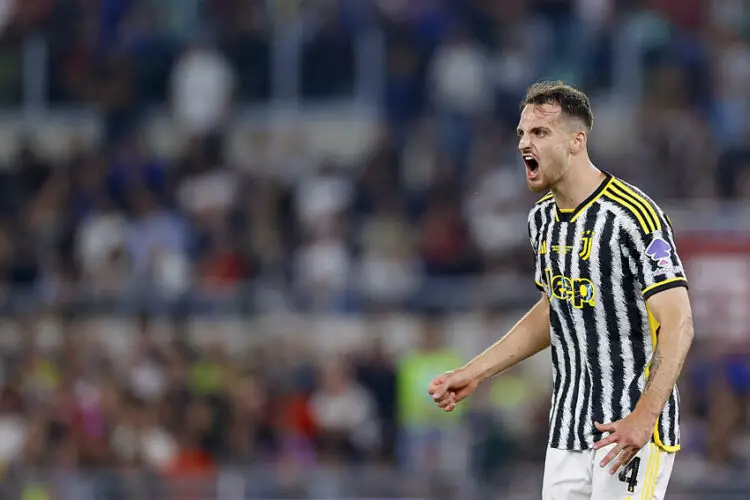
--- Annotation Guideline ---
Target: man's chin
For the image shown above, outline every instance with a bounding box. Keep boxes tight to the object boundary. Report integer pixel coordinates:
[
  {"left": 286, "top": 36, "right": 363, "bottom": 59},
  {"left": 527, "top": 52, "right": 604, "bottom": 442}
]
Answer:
[{"left": 526, "top": 177, "right": 549, "bottom": 193}]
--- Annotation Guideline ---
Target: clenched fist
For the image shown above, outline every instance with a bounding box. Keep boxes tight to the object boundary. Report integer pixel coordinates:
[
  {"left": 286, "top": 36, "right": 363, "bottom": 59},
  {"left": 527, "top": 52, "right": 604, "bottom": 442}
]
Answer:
[{"left": 427, "top": 368, "right": 479, "bottom": 412}]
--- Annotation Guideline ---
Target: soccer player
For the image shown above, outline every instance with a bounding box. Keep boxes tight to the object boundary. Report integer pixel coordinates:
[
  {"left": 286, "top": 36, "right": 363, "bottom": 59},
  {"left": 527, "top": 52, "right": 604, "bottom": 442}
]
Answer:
[{"left": 427, "top": 81, "right": 694, "bottom": 499}]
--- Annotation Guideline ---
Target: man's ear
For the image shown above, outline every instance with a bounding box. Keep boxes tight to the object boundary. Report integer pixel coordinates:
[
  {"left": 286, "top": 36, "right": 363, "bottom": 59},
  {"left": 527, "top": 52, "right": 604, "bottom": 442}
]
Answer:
[{"left": 570, "top": 130, "right": 587, "bottom": 155}]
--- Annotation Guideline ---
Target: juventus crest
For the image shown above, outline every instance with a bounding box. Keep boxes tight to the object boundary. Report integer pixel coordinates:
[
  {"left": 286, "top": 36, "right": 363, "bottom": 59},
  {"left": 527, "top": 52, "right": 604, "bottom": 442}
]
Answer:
[{"left": 579, "top": 230, "right": 594, "bottom": 261}]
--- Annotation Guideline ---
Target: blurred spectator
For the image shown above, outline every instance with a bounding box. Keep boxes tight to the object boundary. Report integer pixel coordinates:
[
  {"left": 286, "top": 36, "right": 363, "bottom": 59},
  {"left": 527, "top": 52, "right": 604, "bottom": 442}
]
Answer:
[
  {"left": 431, "top": 26, "right": 491, "bottom": 116},
  {"left": 126, "top": 314, "right": 167, "bottom": 402},
  {"left": 294, "top": 222, "right": 353, "bottom": 311},
  {"left": 293, "top": 161, "right": 355, "bottom": 310},
  {"left": 294, "top": 160, "right": 353, "bottom": 237},
  {"left": 384, "top": 42, "right": 424, "bottom": 130},
  {"left": 125, "top": 187, "right": 191, "bottom": 297},
  {"left": 355, "top": 197, "right": 420, "bottom": 307},
  {"left": 354, "top": 336, "right": 397, "bottom": 462},
  {"left": 397, "top": 317, "right": 465, "bottom": 473},
  {"left": 418, "top": 179, "right": 482, "bottom": 277},
  {"left": 0, "top": 386, "right": 26, "bottom": 467},
  {"left": 429, "top": 25, "right": 490, "bottom": 162},
  {"left": 110, "top": 394, "right": 177, "bottom": 469},
  {"left": 310, "top": 360, "right": 378, "bottom": 462},
  {"left": 224, "top": 370, "right": 275, "bottom": 463},
  {"left": 94, "top": 51, "right": 139, "bottom": 145},
  {"left": 76, "top": 195, "right": 131, "bottom": 294},
  {"left": 170, "top": 40, "right": 235, "bottom": 140}
]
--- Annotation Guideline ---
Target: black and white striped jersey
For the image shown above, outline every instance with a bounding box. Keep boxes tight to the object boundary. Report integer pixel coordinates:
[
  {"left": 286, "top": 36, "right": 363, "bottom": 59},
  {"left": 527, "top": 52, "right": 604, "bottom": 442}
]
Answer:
[{"left": 528, "top": 172, "right": 687, "bottom": 452}]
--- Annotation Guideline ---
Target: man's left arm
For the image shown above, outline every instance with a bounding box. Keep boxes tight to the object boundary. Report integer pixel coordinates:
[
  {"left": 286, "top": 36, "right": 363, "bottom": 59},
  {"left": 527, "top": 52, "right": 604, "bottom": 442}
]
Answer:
[
  {"left": 594, "top": 287, "right": 694, "bottom": 473},
  {"left": 594, "top": 201, "right": 693, "bottom": 473},
  {"left": 634, "top": 287, "right": 694, "bottom": 421}
]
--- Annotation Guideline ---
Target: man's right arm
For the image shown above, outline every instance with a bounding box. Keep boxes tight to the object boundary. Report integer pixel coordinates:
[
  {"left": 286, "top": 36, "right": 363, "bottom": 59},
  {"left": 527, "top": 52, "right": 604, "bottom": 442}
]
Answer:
[
  {"left": 428, "top": 293, "right": 551, "bottom": 409},
  {"left": 462, "top": 292, "right": 551, "bottom": 383},
  {"left": 430, "top": 204, "right": 551, "bottom": 409}
]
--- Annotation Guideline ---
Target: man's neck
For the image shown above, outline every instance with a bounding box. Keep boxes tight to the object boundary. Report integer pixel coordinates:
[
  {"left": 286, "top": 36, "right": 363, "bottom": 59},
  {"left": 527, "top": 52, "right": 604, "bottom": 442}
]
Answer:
[{"left": 552, "top": 162, "right": 606, "bottom": 211}]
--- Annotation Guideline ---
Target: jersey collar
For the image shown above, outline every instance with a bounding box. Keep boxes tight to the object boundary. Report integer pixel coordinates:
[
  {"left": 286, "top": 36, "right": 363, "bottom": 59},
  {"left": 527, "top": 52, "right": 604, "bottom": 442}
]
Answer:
[{"left": 556, "top": 171, "right": 613, "bottom": 223}]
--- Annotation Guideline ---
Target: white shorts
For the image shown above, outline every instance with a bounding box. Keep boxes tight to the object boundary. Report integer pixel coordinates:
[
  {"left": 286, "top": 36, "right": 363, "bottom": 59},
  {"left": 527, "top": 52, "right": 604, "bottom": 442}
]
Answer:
[{"left": 542, "top": 443, "right": 675, "bottom": 500}]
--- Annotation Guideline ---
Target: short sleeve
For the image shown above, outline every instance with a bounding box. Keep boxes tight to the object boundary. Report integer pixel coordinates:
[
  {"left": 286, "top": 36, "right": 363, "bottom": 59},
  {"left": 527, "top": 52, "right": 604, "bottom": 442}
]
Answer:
[
  {"left": 620, "top": 210, "right": 688, "bottom": 301},
  {"left": 528, "top": 212, "right": 544, "bottom": 292}
]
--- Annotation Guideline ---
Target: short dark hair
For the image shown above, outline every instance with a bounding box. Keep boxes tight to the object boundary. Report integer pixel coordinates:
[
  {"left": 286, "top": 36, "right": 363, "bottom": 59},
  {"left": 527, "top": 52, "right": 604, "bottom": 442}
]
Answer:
[{"left": 521, "top": 81, "right": 593, "bottom": 131}]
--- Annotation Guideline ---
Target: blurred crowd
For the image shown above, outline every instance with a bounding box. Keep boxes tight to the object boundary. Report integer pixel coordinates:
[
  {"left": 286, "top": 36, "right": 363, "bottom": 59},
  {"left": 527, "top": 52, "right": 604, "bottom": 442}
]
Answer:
[
  {"left": 0, "top": 311, "right": 554, "bottom": 498},
  {"left": 0, "top": 0, "right": 748, "bottom": 312},
  {"left": 0, "top": 309, "right": 744, "bottom": 497},
  {"left": 0, "top": 0, "right": 745, "bottom": 496}
]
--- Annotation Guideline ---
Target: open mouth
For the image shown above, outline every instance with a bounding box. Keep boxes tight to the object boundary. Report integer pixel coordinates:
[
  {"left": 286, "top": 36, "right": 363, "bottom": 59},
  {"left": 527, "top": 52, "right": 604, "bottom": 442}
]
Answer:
[{"left": 523, "top": 155, "right": 539, "bottom": 172}]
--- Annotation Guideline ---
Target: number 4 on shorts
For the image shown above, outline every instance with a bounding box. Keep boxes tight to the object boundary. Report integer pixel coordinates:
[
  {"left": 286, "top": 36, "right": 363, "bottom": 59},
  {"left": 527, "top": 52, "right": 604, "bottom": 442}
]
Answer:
[{"left": 618, "top": 457, "right": 641, "bottom": 493}]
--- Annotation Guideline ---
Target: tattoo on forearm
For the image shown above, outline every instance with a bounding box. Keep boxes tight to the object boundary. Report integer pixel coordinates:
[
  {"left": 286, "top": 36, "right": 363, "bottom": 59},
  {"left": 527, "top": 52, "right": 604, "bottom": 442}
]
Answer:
[
  {"left": 640, "top": 319, "right": 693, "bottom": 418},
  {"left": 645, "top": 343, "right": 686, "bottom": 393},
  {"left": 645, "top": 349, "right": 663, "bottom": 392}
]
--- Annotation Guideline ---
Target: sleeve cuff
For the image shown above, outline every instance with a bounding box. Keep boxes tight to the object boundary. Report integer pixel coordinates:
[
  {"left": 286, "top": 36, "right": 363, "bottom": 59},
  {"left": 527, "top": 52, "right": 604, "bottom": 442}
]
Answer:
[{"left": 642, "top": 277, "right": 688, "bottom": 301}]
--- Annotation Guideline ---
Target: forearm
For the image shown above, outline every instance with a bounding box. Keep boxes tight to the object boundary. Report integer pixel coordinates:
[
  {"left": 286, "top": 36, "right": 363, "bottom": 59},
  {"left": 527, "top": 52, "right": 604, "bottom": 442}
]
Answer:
[
  {"left": 635, "top": 317, "right": 694, "bottom": 420},
  {"left": 463, "top": 295, "right": 551, "bottom": 383}
]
